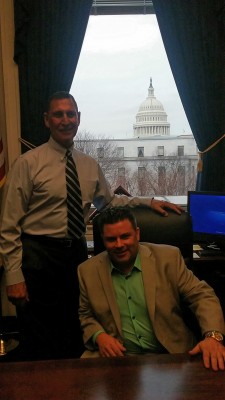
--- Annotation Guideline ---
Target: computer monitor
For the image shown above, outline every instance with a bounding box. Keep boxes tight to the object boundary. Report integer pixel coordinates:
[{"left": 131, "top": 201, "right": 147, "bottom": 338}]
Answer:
[{"left": 188, "top": 191, "right": 225, "bottom": 250}]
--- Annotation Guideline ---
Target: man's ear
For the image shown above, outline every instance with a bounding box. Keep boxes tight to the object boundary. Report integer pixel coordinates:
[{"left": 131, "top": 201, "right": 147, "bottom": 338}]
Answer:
[
  {"left": 136, "top": 227, "right": 140, "bottom": 241},
  {"left": 43, "top": 112, "right": 49, "bottom": 128},
  {"left": 78, "top": 111, "right": 81, "bottom": 126}
]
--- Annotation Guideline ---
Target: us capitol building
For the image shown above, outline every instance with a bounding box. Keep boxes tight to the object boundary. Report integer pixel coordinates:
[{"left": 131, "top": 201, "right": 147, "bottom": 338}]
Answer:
[{"left": 133, "top": 78, "right": 170, "bottom": 137}]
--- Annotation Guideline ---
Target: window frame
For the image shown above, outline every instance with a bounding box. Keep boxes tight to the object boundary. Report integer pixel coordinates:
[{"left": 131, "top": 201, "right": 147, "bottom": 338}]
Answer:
[
  {"left": 138, "top": 146, "right": 144, "bottom": 157},
  {"left": 178, "top": 145, "right": 184, "bottom": 156},
  {"left": 117, "top": 147, "right": 124, "bottom": 157},
  {"left": 91, "top": 1, "right": 154, "bottom": 16},
  {"left": 158, "top": 146, "right": 164, "bottom": 157}
]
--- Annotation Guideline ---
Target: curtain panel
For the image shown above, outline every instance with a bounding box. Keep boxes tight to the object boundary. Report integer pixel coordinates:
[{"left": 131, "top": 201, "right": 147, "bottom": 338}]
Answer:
[
  {"left": 153, "top": 0, "right": 225, "bottom": 191},
  {"left": 14, "top": 0, "right": 93, "bottom": 150}
]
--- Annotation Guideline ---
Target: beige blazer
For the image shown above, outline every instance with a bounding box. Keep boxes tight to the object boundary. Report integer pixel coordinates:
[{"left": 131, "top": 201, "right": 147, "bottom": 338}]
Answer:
[{"left": 78, "top": 243, "right": 225, "bottom": 357}]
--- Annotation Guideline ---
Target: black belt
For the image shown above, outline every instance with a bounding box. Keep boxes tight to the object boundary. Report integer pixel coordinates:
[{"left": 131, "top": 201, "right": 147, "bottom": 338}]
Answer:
[{"left": 21, "top": 233, "right": 84, "bottom": 248}]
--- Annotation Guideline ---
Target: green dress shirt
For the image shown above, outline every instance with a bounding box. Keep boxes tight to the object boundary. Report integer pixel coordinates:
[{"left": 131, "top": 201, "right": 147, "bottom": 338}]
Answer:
[
  {"left": 93, "top": 253, "right": 165, "bottom": 354},
  {"left": 111, "top": 253, "right": 164, "bottom": 354}
]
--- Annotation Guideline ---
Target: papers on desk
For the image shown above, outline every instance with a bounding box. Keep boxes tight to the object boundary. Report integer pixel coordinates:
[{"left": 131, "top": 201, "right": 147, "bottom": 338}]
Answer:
[
  {"left": 193, "top": 244, "right": 203, "bottom": 251},
  {"left": 193, "top": 244, "right": 202, "bottom": 258},
  {"left": 193, "top": 252, "right": 200, "bottom": 259},
  {"left": 193, "top": 243, "right": 225, "bottom": 258}
]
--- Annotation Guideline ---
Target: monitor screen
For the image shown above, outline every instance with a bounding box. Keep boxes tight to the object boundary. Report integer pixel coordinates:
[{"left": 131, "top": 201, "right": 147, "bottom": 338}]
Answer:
[{"left": 188, "top": 191, "right": 225, "bottom": 248}]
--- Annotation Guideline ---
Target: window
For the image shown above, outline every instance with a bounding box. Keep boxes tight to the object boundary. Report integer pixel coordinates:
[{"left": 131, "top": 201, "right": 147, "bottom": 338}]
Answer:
[
  {"left": 97, "top": 147, "right": 104, "bottom": 158},
  {"left": 118, "top": 167, "right": 125, "bottom": 177},
  {"left": 138, "top": 166, "right": 146, "bottom": 179},
  {"left": 72, "top": 15, "right": 192, "bottom": 140},
  {"left": 138, "top": 147, "right": 144, "bottom": 157},
  {"left": 117, "top": 147, "right": 124, "bottom": 157},
  {"left": 178, "top": 146, "right": 184, "bottom": 156},
  {"left": 72, "top": 10, "right": 196, "bottom": 201},
  {"left": 158, "top": 146, "right": 164, "bottom": 156}
]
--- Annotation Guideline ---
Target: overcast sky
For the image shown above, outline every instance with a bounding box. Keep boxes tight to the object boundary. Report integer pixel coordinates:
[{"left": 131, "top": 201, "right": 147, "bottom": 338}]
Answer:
[{"left": 71, "top": 14, "right": 192, "bottom": 139}]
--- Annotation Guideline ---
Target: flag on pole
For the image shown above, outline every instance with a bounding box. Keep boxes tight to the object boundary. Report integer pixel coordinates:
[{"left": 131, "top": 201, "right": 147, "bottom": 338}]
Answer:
[{"left": 0, "top": 135, "right": 6, "bottom": 188}]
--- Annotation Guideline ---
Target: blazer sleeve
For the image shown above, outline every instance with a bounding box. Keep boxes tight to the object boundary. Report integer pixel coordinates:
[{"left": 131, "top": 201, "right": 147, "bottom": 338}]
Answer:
[
  {"left": 78, "top": 265, "right": 106, "bottom": 350},
  {"left": 78, "top": 256, "right": 123, "bottom": 351}
]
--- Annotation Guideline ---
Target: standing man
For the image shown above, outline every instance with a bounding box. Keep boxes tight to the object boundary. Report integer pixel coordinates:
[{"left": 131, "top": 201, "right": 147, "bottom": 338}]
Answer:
[
  {"left": 0, "top": 92, "right": 182, "bottom": 360},
  {"left": 78, "top": 207, "right": 225, "bottom": 371}
]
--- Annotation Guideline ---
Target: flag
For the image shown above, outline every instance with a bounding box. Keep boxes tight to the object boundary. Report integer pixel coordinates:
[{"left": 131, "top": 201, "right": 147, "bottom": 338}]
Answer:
[{"left": 0, "top": 135, "right": 6, "bottom": 188}]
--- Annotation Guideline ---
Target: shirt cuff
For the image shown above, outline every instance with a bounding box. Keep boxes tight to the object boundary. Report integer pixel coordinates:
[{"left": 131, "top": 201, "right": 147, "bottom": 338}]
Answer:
[
  {"left": 92, "top": 330, "right": 105, "bottom": 346},
  {"left": 4, "top": 268, "right": 25, "bottom": 286}
]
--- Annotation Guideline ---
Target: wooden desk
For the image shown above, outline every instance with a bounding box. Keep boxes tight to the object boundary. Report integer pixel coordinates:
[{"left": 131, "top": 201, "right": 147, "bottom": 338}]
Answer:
[{"left": 0, "top": 353, "right": 224, "bottom": 400}]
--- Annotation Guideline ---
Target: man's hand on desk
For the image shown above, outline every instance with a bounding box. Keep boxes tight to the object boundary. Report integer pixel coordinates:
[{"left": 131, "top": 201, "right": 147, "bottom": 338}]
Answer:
[
  {"left": 189, "top": 338, "right": 225, "bottom": 371},
  {"left": 96, "top": 332, "right": 126, "bottom": 357}
]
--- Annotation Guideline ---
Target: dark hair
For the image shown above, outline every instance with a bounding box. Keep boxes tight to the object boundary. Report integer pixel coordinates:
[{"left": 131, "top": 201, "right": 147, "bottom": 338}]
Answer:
[
  {"left": 97, "top": 206, "right": 137, "bottom": 235},
  {"left": 46, "top": 91, "right": 78, "bottom": 112}
]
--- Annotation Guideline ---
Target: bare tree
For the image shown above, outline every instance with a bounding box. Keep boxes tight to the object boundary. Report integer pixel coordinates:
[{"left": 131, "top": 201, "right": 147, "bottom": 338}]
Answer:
[
  {"left": 75, "top": 130, "right": 125, "bottom": 187},
  {"left": 126, "top": 156, "right": 197, "bottom": 196},
  {"left": 75, "top": 132, "right": 197, "bottom": 196}
]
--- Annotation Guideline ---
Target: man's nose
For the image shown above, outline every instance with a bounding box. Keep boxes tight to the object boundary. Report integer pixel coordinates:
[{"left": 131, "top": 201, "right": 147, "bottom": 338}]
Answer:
[
  {"left": 61, "top": 113, "right": 70, "bottom": 123},
  {"left": 115, "top": 238, "right": 123, "bottom": 247}
]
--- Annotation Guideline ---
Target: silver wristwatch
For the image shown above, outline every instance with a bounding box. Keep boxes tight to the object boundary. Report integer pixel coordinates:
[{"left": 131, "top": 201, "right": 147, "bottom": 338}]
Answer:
[{"left": 204, "top": 330, "right": 224, "bottom": 342}]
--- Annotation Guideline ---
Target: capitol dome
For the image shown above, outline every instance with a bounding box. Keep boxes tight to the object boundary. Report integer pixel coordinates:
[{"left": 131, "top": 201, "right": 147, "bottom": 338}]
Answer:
[{"left": 133, "top": 78, "right": 170, "bottom": 137}]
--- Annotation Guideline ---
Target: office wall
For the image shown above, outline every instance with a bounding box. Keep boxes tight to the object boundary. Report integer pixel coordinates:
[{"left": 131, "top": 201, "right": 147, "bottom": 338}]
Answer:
[{"left": 0, "top": 0, "right": 19, "bottom": 316}]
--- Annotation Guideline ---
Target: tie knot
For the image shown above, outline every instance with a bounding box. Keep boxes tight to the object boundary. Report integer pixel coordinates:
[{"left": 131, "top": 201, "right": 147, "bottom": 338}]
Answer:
[{"left": 66, "top": 149, "right": 72, "bottom": 159}]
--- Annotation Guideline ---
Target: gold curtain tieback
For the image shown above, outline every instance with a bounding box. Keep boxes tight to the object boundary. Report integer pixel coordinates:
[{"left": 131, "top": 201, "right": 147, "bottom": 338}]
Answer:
[
  {"left": 197, "top": 133, "right": 225, "bottom": 172},
  {"left": 19, "top": 138, "right": 36, "bottom": 150}
]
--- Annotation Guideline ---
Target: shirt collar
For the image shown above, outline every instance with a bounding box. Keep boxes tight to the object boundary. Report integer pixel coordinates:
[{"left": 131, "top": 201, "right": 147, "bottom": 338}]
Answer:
[
  {"left": 110, "top": 252, "right": 142, "bottom": 274},
  {"left": 48, "top": 136, "right": 75, "bottom": 158}
]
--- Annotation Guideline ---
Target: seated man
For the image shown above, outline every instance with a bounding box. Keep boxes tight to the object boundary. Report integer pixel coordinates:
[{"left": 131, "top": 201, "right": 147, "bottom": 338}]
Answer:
[{"left": 78, "top": 207, "right": 225, "bottom": 371}]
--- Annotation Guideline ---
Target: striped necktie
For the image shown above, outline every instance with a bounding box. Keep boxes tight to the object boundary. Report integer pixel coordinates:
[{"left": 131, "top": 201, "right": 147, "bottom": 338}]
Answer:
[{"left": 65, "top": 149, "right": 85, "bottom": 239}]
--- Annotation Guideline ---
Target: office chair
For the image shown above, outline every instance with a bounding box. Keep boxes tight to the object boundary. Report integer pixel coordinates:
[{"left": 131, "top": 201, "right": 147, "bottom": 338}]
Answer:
[{"left": 93, "top": 207, "right": 193, "bottom": 268}]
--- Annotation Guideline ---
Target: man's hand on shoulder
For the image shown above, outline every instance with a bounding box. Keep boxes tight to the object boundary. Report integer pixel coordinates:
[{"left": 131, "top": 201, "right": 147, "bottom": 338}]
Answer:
[
  {"left": 96, "top": 332, "right": 126, "bottom": 357},
  {"left": 150, "top": 198, "right": 184, "bottom": 217},
  {"left": 189, "top": 337, "right": 225, "bottom": 371},
  {"left": 7, "top": 282, "right": 29, "bottom": 306}
]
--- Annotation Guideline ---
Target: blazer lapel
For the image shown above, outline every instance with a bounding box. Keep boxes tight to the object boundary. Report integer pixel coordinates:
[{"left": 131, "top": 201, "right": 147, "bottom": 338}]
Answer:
[
  {"left": 139, "top": 244, "right": 157, "bottom": 323},
  {"left": 96, "top": 254, "right": 123, "bottom": 335}
]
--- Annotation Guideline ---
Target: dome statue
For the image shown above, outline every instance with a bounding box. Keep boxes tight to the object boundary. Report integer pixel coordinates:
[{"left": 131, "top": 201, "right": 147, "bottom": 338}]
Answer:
[{"left": 133, "top": 78, "right": 170, "bottom": 137}]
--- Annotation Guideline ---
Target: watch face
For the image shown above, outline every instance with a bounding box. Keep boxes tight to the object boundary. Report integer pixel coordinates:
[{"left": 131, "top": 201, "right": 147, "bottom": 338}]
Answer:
[{"left": 214, "top": 332, "right": 224, "bottom": 341}]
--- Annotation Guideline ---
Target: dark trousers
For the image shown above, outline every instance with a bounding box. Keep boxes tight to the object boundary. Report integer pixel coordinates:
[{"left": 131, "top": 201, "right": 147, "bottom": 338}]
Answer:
[{"left": 17, "top": 235, "right": 88, "bottom": 360}]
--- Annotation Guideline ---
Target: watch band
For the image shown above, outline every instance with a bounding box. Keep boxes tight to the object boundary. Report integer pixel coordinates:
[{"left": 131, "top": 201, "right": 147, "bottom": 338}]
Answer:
[{"left": 204, "top": 330, "right": 224, "bottom": 342}]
